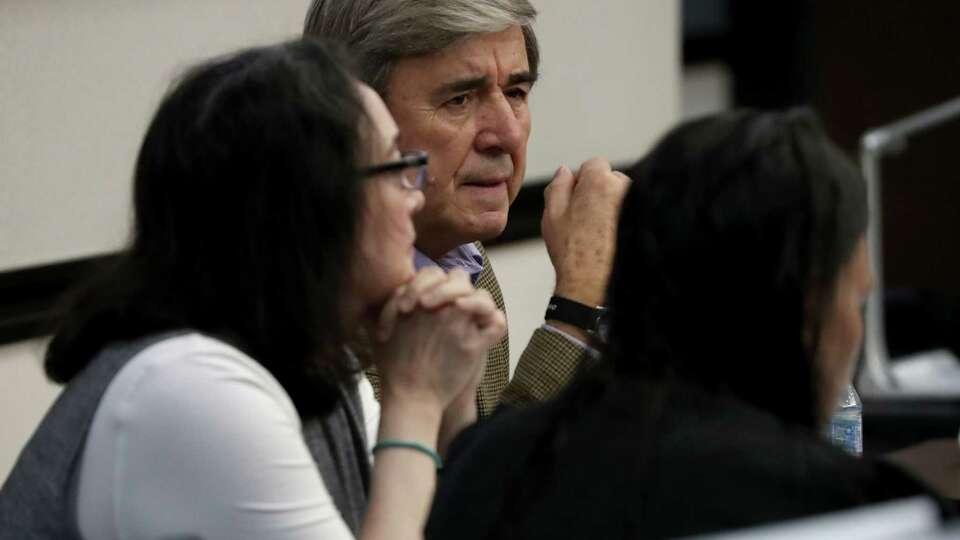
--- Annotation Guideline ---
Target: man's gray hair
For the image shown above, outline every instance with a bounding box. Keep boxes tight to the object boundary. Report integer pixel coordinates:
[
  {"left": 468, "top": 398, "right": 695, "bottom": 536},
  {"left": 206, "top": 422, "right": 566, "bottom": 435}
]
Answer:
[{"left": 304, "top": 0, "right": 539, "bottom": 97}]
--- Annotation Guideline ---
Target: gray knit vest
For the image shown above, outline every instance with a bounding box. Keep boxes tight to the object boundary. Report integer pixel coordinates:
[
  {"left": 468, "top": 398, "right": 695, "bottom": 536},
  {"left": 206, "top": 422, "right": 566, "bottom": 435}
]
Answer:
[{"left": 0, "top": 332, "right": 370, "bottom": 539}]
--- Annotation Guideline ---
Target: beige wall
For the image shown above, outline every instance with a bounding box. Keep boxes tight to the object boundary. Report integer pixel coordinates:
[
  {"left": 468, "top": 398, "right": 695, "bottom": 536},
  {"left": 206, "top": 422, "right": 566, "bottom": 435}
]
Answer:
[
  {"left": 0, "top": 0, "right": 313, "bottom": 272},
  {"left": 486, "top": 239, "right": 556, "bottom": 375},
  {"left": 527, "top": 0, "right": 680, "bottom": 177},
  {"left": 0, "top": 0, "right": 679, "bottom": 483}
]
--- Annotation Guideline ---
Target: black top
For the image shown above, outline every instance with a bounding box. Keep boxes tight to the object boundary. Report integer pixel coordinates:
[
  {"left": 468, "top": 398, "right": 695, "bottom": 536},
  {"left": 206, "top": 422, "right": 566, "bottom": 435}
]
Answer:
[{"left": 428, "top": 376, "right": 943, "bottom": 540}]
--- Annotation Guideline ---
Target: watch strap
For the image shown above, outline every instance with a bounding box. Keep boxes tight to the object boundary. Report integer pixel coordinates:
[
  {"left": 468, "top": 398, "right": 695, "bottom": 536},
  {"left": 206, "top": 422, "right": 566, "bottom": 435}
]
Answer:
[{"left": 545, "top": 296, "right": 605, "bottom": 335}]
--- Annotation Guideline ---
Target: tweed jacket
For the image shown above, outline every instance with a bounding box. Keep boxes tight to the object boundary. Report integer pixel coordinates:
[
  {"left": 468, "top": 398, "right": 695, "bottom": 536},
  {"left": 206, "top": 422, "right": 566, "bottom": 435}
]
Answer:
[{"left": 363, "top": 243, "right": 587, "bottom": 416}]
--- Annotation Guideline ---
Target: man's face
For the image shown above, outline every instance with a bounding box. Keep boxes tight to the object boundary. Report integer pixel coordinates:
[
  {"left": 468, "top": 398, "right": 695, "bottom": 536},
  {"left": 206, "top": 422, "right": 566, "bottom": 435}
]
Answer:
[{"left": 385, "top": 26, "right": 533, "bottom": 258}]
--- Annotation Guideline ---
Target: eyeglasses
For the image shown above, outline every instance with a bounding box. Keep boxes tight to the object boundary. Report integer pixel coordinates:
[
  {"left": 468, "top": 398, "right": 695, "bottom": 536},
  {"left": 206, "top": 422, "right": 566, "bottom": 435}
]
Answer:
[{"left": 362, "top": 150, "right": 428, "bottom": 190}]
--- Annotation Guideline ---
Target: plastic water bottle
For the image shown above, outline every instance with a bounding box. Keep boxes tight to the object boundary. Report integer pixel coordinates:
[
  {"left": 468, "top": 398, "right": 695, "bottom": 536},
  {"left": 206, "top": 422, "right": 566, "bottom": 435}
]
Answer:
[{"left": 825, "top": 384, "right": 863, "bottom": 456}]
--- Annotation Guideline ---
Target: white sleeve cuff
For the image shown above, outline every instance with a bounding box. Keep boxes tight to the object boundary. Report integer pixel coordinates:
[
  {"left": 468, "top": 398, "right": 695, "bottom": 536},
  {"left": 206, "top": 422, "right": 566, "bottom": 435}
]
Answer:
[{"left": 541, "top": 323, "right": 600, "bottom": 357}]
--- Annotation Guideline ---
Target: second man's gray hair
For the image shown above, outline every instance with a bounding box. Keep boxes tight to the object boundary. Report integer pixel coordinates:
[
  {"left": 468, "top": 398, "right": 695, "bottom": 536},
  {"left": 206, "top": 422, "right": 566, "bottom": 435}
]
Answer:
[{"left": 304, "top": 0, "right": 539, "bottom": 96}]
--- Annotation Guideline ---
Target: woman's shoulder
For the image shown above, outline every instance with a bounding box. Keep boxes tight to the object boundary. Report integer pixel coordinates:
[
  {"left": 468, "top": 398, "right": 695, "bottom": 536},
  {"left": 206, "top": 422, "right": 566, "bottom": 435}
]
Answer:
[
  {"left": 98, "top": 332, "right": 300, "bottom": 428},
  {"left": 78, "top": 332, "right": 357, "bottom": 540}
]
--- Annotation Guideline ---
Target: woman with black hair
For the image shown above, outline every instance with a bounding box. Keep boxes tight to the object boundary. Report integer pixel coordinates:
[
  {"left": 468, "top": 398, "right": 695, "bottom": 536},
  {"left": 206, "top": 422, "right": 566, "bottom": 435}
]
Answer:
[
  {"left": 0, "top": 40, "right": 504, "bottom": 539},
  {"left": 427, "top": 109, "right": 943, "bottom": 539}
]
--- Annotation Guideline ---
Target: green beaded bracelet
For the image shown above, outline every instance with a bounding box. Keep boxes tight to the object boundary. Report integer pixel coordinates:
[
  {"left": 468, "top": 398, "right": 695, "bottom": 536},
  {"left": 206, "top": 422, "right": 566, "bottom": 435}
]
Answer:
[{"left": 373, "top": 439, "right": 443, "bottom": 470}]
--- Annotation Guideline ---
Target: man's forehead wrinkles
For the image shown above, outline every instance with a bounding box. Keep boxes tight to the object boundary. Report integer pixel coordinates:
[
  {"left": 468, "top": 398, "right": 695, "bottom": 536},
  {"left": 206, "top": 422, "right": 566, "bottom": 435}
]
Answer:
[
  {"left": 420, "top": 29, "right": 529, "bottom": 89},
  {"left": 449, "top": 54, "right": 490, "bottom": 80},
  {"left": 442, "top": 75, "right": 488, "bottom": 92}
]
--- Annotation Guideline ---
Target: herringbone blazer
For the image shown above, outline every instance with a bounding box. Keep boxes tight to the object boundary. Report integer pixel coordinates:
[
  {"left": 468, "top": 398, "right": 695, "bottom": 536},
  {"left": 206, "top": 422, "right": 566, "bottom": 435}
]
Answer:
[{"left": 362, "top": 243, "right": 586, "bottom": 416}]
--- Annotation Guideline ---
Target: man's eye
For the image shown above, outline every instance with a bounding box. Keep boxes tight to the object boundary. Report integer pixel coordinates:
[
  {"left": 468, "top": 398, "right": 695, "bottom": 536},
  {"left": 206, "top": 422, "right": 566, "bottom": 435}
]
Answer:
[
  {"left": 506, "top": 88, "right": 529, "bottom": 101},
  {"left": 445, "top": 94, "right": 470, "bottom": 108}
]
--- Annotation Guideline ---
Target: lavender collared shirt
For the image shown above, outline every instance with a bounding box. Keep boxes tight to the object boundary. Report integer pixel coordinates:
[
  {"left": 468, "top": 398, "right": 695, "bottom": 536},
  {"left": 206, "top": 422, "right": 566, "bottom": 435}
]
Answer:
[
  {"left": 413, "top": 243, "right": 484, "bottom": 284},
  {"left": 413, "top": 243, "right": 594, "bottom": 353}
]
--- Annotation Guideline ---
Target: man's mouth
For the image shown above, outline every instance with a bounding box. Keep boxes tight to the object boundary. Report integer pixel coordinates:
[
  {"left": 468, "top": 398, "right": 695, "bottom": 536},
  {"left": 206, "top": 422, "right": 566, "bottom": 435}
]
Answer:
[
  {"left": 462, "top": 176, "right": 509, "bottom": 189},
  {"left": 459, "top": 178, "right": 509, "bottom": 209}
]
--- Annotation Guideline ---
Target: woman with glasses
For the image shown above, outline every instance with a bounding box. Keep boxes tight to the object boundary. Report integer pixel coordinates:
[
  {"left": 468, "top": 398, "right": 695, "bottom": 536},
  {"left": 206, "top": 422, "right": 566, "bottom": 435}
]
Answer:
[{"left": 0, "top": 40, "right": 504, "bottom": 540}]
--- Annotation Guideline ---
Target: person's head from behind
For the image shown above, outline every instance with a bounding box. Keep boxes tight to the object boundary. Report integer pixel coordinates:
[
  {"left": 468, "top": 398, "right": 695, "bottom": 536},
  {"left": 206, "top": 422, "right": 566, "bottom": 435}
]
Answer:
[
  {"left": 46, "top": 39, "right": 423, "bottom": 414},
  {"left": 610, "top": 109, "right": 871, "bottom": 428},
  {"left": 304, "top": 0, "right": 539, "bottom": 257}
]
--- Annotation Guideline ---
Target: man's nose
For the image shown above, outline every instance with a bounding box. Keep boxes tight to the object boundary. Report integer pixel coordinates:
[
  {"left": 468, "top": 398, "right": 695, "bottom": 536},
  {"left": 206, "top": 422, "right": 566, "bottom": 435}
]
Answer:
[{"left": 474, "top": 93, "right": 525, "bottom": 155}]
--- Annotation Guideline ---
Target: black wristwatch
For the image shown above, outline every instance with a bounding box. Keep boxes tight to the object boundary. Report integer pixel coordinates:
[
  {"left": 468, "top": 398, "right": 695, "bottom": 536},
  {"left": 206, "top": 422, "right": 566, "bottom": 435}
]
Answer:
[{"left": 545, "top": 295, "right": 610, "bottom": 341}]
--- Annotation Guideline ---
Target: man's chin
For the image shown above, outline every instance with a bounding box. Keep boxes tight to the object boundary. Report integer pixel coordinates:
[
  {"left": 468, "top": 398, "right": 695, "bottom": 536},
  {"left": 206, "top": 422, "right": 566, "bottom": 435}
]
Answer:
[{"left": 469, "top": 210, "right": 509, "bottom": 242}]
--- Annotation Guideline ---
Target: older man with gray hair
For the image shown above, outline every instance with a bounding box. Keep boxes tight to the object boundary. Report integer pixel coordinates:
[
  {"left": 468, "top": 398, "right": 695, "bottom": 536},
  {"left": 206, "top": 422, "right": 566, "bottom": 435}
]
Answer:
[{"left": 305, "top": 0, "right": 627, "bottom": 417}]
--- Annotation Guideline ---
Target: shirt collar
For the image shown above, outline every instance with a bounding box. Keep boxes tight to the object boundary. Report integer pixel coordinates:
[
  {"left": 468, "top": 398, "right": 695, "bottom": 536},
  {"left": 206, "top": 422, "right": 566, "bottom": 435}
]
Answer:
[{"left": 413, "top": 243, "right": 484, "bottom": 283}]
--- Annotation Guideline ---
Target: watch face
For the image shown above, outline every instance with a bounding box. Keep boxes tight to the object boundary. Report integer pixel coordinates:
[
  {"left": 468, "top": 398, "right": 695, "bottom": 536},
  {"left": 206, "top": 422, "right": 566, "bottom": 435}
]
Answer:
[{"left": 593, "top": 309, "right": 612, "bottom": 343}]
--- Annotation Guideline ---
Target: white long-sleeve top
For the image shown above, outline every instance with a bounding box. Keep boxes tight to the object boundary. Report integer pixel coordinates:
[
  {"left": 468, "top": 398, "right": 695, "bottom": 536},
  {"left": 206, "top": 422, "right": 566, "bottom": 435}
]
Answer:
[{"left": 75, "top": 333, "right": 380, "bottom": 540}]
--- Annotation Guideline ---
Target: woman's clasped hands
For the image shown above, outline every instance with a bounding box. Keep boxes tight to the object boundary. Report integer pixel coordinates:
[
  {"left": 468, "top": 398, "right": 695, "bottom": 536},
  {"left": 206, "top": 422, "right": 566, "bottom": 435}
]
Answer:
[{"left": 373, "top": 267, "right": 506, "bottom": 447}]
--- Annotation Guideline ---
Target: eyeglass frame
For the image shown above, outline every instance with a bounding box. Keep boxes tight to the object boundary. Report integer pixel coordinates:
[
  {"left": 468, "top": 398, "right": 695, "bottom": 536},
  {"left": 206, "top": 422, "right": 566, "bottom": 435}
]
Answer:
[{"left": 361, "top": 150, "right": 428, "bottom": 190}]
